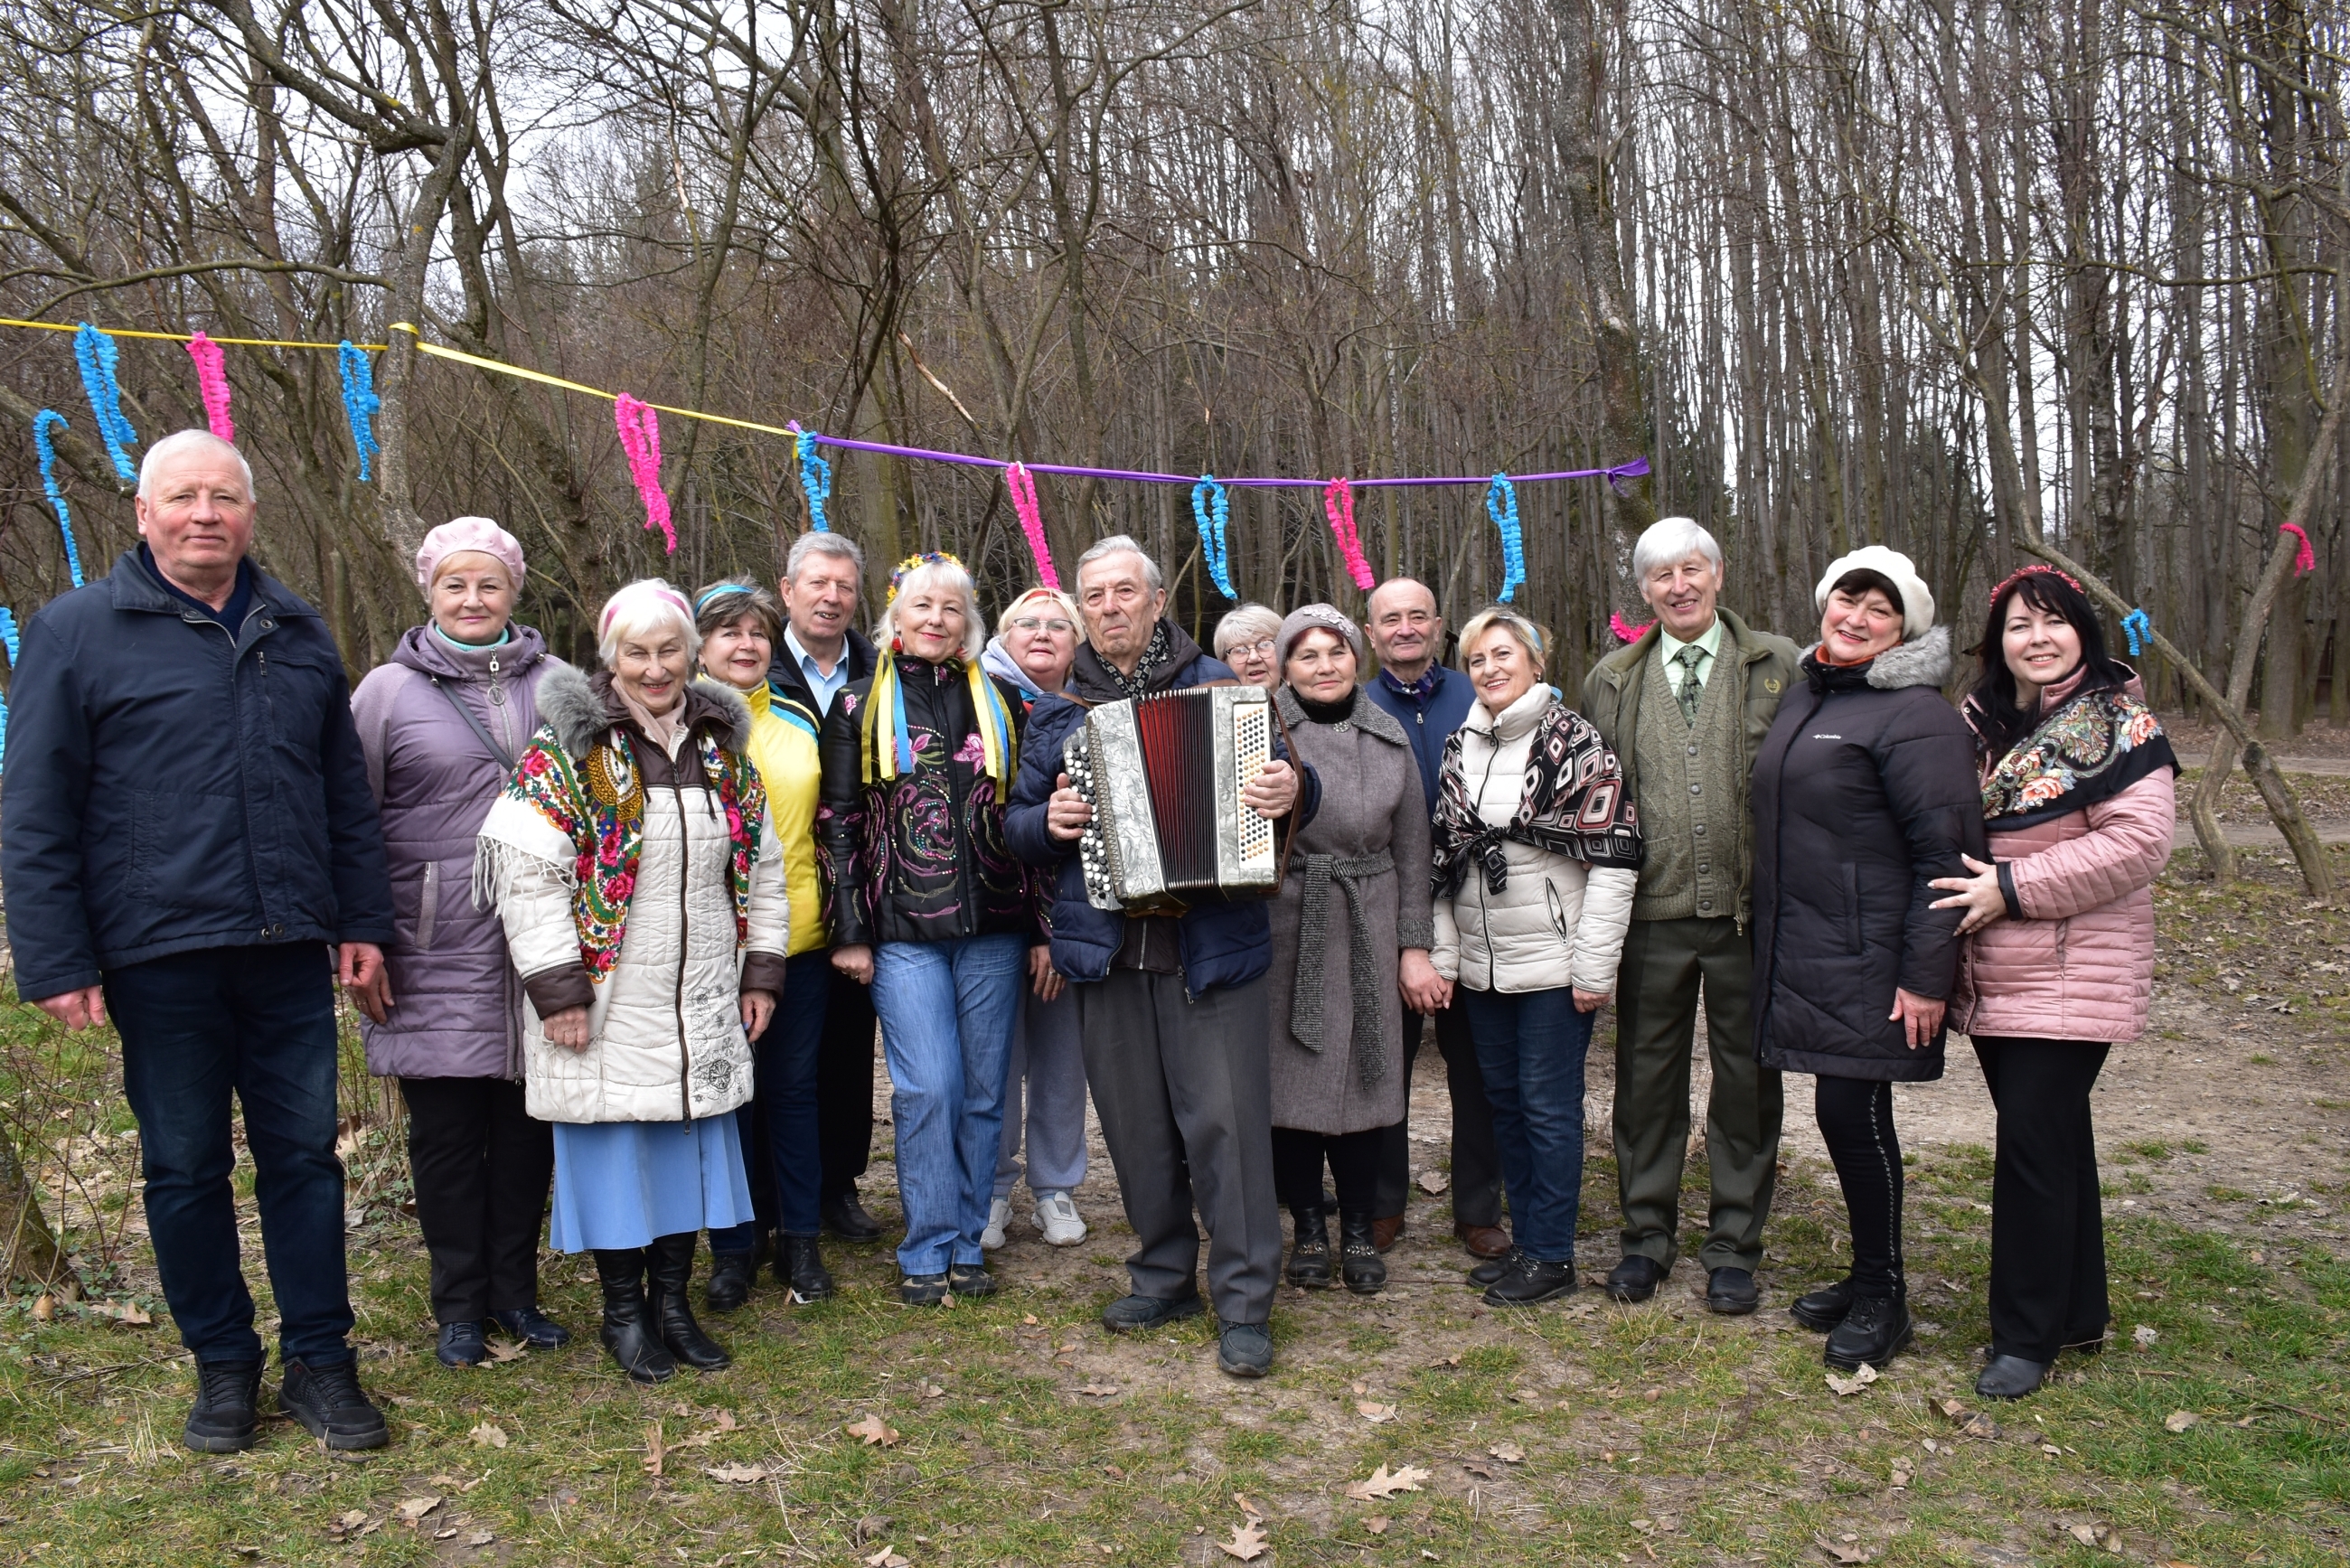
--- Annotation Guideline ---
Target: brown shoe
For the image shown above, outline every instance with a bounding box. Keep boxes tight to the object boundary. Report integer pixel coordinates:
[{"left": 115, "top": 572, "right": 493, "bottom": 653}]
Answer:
[
  {"left": 1454, "top": 1223, "right": 1510, "bottom": 1259},
  {"left": 1370, "top": 1214, "right": 1405, "bottom": 1253}
]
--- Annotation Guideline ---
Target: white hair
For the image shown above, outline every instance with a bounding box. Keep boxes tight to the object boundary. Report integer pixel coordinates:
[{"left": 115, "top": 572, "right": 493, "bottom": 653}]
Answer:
[
  {"left": 597, "top": 577, "right": 698, "bottom": 667},
  {"left": 1631, "top": 516, "right": 1723, "bottom": 581},
  {"left": 1212, "top": 602, "right": 1283, "bottom": 659},
  {"left": 878, "top": 556, "right": 986, "bottom": 662},
  {"left": 786, "top": 530, "right": 864, "bottom": 583},
  {"left": 1075, "top": 533, "right": 1163, "bottom": 595},
  {"left": 139, "top": 429, "right": 254, "bottom": 501}
]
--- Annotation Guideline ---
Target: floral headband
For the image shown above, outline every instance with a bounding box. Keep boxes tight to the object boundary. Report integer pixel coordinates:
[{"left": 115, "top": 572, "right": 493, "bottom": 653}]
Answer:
[
  {"left": 888, "top": 550, "right": 965, "bottom": 605},
  {"left": 1987, "top": 563, "right": 2082, "bottom": 608}
]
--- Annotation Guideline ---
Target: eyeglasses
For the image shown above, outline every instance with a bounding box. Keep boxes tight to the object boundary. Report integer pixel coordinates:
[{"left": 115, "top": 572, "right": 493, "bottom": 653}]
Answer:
[
  {"left": 1237, "top": 639, "right": 1277, "bottom": 658},
  {"left": 1010, "top": 615, "right": 1076, "bottom": 635}
]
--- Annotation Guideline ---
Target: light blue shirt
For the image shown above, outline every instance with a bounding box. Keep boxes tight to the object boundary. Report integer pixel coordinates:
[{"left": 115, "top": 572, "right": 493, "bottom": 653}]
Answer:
[{"left": 785, "top": 625, "right": 851, "bottom": 714}]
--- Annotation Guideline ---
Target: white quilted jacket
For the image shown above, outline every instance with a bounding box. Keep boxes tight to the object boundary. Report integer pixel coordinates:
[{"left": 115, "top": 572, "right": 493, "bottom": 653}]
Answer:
[{"left": 1433, "top": 684, "right": 1639, "bottom": 996}]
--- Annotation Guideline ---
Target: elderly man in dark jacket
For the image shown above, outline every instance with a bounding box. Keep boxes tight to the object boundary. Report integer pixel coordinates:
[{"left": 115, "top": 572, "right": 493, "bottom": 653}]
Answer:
[
  {"left": 1, "top": 431, "right": 395, "bottom": 1455},
  {"left": 1007, "top": 535, "right": 1317, "bottom": 1379}
]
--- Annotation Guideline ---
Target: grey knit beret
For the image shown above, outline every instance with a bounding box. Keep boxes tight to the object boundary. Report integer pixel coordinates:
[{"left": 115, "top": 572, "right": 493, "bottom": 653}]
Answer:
[{"left": 1275, "top": 603, "right": 1366, "bottom": 668}]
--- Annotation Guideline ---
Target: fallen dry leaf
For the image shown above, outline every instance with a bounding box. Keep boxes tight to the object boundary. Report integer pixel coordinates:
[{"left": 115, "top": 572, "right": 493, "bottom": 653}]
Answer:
[
  {"left": 1022, "top": 1313, "right": 1039, "bottom": 1325},
  {"left": 1231, "top": 1491, "right": 1264, "bottom": 1518},
  {"left": 1356, "top": 1400, "right": 1398, "bottom": 1422},
  {"left": 642, "top": 1421, "right": 665, "bottom": 1477},
  {"left": 845, "top": 1413, "right": 901, "bottom": 1447},
  {"left": 1428, "top": 1353, "right": 1462, "bottom": 1368},
  {"left": 1076, "top": 1383, "right": 1120, "bottom": 1398},
  {"left": 1365, "top": 1516, "right": 1390, "bottom": 1535},
  {"left": 2164, "top": 1410, "right": 2200, "bottom": 1434},
  {"left": 862, "top": 1547, "right": 909, "bottom": 1568},
  {"left": 1346, "top": 1463, "right": 1431, "bottom": 1500},
  {"left": 469, "top": 1422, "right": 508, "bottom": 1449},
  {"left": 465, "top": 1530, "right": 494, "bottom": 1547},
  {"left": 1824, "top": 1364, "right": 1880, "bottom": 1397},
  {"left": 1489, "top": 1440, "right": 1525, "bottom": 1463},
  {"left": 1814, "top": 1534, "right": 1873, "bottom": 1563},
  {"left": 1217, "top": 1519, "right": 1270, "bottom": 1561},
  {"left": 89, "top": 1299, "right": 152, "bottom": 1326},
  {"left": 484, "top": 1338, "right": 527, "bottom": 1363},
  {"left": 1462, "top": 1461, "right": 1497, "bottom": 1480},
  {"left": 1415, "top": 1169, "right": 1450, "bottom": 1195},
  {"left": 2133, "top": 1324, "right": 2158, "bottom": 1348},
  {"left": 30, "top": 1293, "right": 53, "bottom": 1322},
  {"left": 705, "top": 1462, "right": 773, "bottom": 1484},
  {"left": 394, "top": 1496, "right": 441, "bottom": 1527},
  {"left": 1631, "top": 1518, "right": 1655, "bottom": 1535},
  {"left": 916, "top": 1380, "right": 945, "bottom": 1399},
  {"left": 428, "top": 1474, "right": 463, "bottom": 1489}
]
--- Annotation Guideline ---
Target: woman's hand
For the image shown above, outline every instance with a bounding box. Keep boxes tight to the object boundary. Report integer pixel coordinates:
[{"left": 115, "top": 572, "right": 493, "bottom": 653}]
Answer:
[
  {"left": 543, "top": 1006, "right": 591, "bottom": 1052},
  {"left": 1029, "top": 944, "right": 1065, "bottom": 1002},
  {"left": 740, "top": 989, "right": 776, "bottom": 1038},
  {"left": 1890, "top": 987, "right": 1946, "bottom": 1049},
  {"left": 1399, "top": 948, "right": 1451, "bottom": 1014},
  {"left": 1572, "top": 986, "right": 1612, "bottom": 1013},
  {"left": 832, "top": 944, "right": 876, "bottom": 985},
  {"left": 1929, "top": 854, "right": 2007, "bottom": 934}
]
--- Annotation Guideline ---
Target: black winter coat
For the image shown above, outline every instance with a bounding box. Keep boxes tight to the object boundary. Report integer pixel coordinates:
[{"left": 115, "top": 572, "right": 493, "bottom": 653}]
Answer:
[
  {"left": 818, "top": 653, "right": 1037, "bottom": 947},
  {"left": 1749, "top": 626, "right": 1985, "bottom": 1081},
  {"left": 1, "top": 548, "right": 394, "bottom": 1000}
]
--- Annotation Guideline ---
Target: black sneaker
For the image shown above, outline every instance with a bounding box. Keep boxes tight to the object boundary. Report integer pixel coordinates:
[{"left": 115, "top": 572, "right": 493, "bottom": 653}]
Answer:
[
  {"left": 900, "top": 1272, "right": 951, "bottom": 1306},
  {"left": 435, "top": 1320, "right": 487, "bottom": 1367},
  {"left": 277, "top": 1358, "right": 390, "bottom": 1451},
  {"left": 491, "top": 1306, "right": 572, "bottom": 1348},
  {"left": 1216, "top": 1319, "right": 1273, "bottom": 1378},
  {"left": 183, "top": 1360, "right": 262, "bottom": 1453},
  {"left": 822, "top": 1191, "right": 885, "bottom": 1242},
  {"left": 1823, "top": 1294, "right": 1913, "bottom": 1372},
  {"left": 1483, "top": 1253, "right": 1577, "bottom": 1307},
  {"left": 1790, "top": 1277, "right": 1856, "bottom": 1332},
  {"left": 947, "top": 1263, "right": 997, "bottom": 1298},
  {"left": 1467, "top": 1255, "right": 1510, "bottom": 1288},
  {"left": 1100, "top": 1291, "right": 1207, "bottom": 1334}
]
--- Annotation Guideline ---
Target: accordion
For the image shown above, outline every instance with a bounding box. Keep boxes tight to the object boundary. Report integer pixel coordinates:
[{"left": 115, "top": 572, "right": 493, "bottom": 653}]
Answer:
[{"left": 1064, "top": 685, "right": 1282, "bottom": 912}]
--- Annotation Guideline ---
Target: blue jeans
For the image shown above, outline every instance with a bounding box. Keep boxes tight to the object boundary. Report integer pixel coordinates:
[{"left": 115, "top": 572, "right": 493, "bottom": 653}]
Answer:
[
  {"left": 1461, "top": 986, "right": 1593, "bottom": 1264},
  {"left": 712, "top": 950, "right": 831, "bottom": 1252},
  {"left": 104, "top": 943, "right": 354, "bottom": 1366},
  {"left": 870, "top": 934, "right": 1025, "bottom": 1274}
]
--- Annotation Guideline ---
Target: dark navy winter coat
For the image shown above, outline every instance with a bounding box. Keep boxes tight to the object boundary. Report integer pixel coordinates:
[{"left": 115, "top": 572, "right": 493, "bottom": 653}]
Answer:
[
  {"left": 2, "top": 548, "right": 394, "bottom": 1000},
  {"left": 1006, "top": 621, "right": 1319, "bottom": 994},
  {"left": 1362, "top": 662, "right": 1477, "bottom": 814}
]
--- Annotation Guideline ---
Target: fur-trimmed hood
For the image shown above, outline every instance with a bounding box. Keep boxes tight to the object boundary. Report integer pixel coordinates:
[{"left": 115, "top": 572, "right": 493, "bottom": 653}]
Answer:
[
  {"left": 536, "top": 663, "right": 754, "bottom": 757},
  {"left": 1800, "top": 624, "right": 1951, "bottom": 694},
  {"left": 1276, "top": 682, "right": 1409, "bottom": 748}
]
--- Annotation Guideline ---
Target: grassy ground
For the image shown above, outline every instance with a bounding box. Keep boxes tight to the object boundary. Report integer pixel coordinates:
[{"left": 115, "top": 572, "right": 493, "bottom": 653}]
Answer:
[{"left": 0, "top": 858, "right": 2345, "bottom": 1563}]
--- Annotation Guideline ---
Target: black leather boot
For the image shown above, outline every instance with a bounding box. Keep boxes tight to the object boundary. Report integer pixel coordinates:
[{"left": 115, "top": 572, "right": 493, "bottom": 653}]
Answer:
[
  {"left": 1823, "top": 1291, "right": 1913, "bottom": 1371},
  {"left": 593, "top": 1248, "right": 676, "bottom": 1385},
  {"left": 1790, "top": 1276, "right": 1855, "bottom": 1331},
  {"left": 705, "top": 1249, "right": 757, "bottom": 1314},
  {"left": 1339, "top": 1211, "right": 1386, "bottom": 1295},
  {"left": 647, "top": 1232, "right": 732, "bottom": 1370},
  {"left": 780, "top": 1235, "right": 837, "bottom": 1302},
  {"left": 1284, "top": 1206, "right": 1332, "bottom": 1288}
]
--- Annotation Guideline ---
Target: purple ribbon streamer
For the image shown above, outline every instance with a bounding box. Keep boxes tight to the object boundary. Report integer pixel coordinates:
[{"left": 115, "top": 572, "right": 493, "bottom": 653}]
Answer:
[{"left": 798, "top": 431, "right": 1650, "bottom": 490}]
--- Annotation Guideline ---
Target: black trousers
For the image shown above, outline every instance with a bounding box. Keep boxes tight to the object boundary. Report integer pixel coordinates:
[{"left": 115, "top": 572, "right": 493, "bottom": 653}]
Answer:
[
  {"left": 399, "top": 1076, "right": 554, "bottom": 1325},
  {"left": 1273, "top": 1125, "right": 1390, "bottom": 1214},
  {"left": 1974, "top": 1037, "right": 2112, "bottom": 1361},
  {"left": 1374, "top": 1000, "right": 1502, "bottom": 1225},
  {"left": 817, "top": 967, "right": 879, "bottom": 1200},
  {"left": 1813, "top": 1076, "right": 1905, "bottom": 1300}
]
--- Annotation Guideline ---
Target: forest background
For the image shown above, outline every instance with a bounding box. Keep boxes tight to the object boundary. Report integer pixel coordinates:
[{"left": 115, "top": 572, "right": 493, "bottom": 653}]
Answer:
[{"left": 0, "top": 0, "right": 2342, "bottom": 734}]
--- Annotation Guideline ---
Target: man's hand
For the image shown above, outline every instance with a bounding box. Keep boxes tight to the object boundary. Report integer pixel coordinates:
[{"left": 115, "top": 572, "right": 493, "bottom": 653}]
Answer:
[
  {"left": 339, "top": 943, "right": 392, "bottom": 1024},
  {"left": 1243, "top": 758, "right": 1299, "bottom": 820},
  {"left": 741, "top": 989, "right": 776, "bottom": 1038},
  {"left": 1046, "top": 772, "right": 1093, "bottom": 842},
  {"left": 1891, "top": 987, "right": 1946, "bottom": 1049},
  {"left": 34, "top": 986, "right": 107, "bottom": 1032},
  {"left": 832, "top": 944, "right": 876, "bottom": 985},
  {"left": 1029, "top": 944, "right": 1065, "bottom": 1002},
  {"left": 543, "top": 1006, "right": 590, "bottom": 1051}
]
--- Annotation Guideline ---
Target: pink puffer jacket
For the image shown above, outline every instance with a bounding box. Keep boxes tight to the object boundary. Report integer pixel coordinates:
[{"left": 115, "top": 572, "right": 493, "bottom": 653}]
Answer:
[{"left": 1950, "top": 766, "right": 2173, "bottom": 1044}]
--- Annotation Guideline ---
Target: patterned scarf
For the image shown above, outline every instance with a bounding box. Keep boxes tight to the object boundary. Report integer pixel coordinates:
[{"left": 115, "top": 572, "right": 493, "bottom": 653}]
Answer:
[
  {"left": 1432, "top": 699, "right": 1644, "bottom": 898},
  {"left": 493, "top": 723, "right": 765, "bottom": 979},
  {"left": 1104, "top": 619, "right": 1175, "bottom": 702},
  {"left": 1975, "top": 686, "right": 2176, "bottom": 830}
]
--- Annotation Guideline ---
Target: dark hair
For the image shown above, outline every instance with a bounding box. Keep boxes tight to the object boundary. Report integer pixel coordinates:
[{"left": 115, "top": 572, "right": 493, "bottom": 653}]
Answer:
[
  {"left": 1967, "top": 568, "right": 2122, "bottom": 756},
  {"left": 1827, "top": 568, "right": 1904, "bottom": 613},
  {"left": 692, "top": 575, "right": 784, "bottom": 644}
]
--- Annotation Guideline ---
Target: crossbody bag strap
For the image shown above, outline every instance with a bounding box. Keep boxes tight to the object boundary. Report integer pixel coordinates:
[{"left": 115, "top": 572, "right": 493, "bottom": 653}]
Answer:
[{"left": 428, "top": 673, "right": 516, "bottom": 773}]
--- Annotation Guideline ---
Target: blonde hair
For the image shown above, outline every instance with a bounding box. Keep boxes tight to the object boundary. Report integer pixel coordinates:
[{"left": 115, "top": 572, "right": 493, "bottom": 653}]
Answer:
[
  {"left": 995, "top": 585, "right": 1086, "bottom": 643},
  {"left": 1455, "top": 606, "right": 1548, "bottom": 673},
  {"left": 1213, "top": 602, "right": 1283, "bottom": 660},
  {"left": 597, "top": 578, "right": 698, "bottom": 667},
  {"left": 876, "top": 555, "right": 986, "bottom": 662}
]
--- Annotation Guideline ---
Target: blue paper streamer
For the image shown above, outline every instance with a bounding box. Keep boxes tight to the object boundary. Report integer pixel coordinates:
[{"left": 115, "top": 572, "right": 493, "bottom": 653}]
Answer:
[
  {"left": 33, "top": 409, "right": 87, "bottom": 587},
  {"left": 0, "top": 606, "right": 18, "bottom": 665},
  {"left": 339, "top": 341, "right": 381, "bottom": 482},
  {"left": 2121, "top": 607, "right": 2150, "bottom": 657},
  {"left": 1486, "top": 473, "right": 1526, "bottom": 604},
  {"left": 1192, "top": 474, "right": 1236, "bottom": 600},
  {"left": 73, "top": 323, "right": 140, "bottom": 482},
  {"left": 796, "top": 429, "right": 832, "bottom": 531}
]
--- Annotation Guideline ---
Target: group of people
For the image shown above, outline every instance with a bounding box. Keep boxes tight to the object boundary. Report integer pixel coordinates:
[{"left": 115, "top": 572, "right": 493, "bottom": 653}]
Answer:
[{"left": 0, "top": 428, "right": 2176, "bottom": 1458}]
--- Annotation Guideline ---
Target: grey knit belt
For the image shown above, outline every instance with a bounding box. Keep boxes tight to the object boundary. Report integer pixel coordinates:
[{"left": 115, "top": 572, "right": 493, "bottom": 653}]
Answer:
[{"left": 1289, "top": 850, "right": 1394, "bottom": 1088}]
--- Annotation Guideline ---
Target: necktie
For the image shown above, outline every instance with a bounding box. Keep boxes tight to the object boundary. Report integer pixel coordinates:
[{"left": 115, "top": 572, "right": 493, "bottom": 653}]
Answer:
[{"left": 1674, "top": 643, "right": 1706, "bottom": 726}]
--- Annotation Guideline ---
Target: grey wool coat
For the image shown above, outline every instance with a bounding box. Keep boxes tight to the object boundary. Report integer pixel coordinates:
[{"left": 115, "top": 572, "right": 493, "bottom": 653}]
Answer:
[{"left": 1265, "top": 686, "right": 1436, "bottom": 1135}]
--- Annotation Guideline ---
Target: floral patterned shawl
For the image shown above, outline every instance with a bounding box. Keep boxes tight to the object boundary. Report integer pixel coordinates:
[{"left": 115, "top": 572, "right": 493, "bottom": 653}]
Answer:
[{"left": 1969, "top": 683, "right": 2177, "bottom": 831}]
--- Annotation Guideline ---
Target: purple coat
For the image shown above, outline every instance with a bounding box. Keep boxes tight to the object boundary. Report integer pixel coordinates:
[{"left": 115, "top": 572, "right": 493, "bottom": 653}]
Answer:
[{"left": 350, "top": 624, "right": 565, "bottom": 1078}]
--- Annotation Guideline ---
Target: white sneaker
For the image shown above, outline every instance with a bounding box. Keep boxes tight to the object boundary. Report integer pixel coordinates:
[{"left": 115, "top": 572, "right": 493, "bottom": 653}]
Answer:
[
  {"left": 1034, "top": 1189, "right": 1087, "bottom": 1247},
  {"left": 982, "top": 1196, "right": 1011, "bottom": 1251}
]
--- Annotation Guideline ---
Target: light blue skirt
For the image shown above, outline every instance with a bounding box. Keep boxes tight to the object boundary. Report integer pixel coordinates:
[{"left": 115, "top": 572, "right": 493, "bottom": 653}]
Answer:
[{"left": 547, "top": 1115, "right": 755, "bottom": 1253}]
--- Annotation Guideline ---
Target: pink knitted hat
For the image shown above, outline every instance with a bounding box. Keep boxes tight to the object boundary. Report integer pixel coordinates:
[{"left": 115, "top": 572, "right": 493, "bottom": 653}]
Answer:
[{"left": 415, "top": 516, "right": 526, "bottom": 591}]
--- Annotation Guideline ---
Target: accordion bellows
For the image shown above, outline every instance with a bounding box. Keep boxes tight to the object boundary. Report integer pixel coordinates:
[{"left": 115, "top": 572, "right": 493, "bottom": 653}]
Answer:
[{"left": 1065, "top": 685, "right": 1280, "bottom": 912}]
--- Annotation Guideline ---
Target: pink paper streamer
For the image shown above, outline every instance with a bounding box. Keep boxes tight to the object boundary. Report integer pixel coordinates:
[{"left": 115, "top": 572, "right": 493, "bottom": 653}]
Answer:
[
  {"left": 2281, "top": 521, "right": 2315, "bottom": 577},
  {"left": 614, "top": 393, "right": 676, "bottom": 553},
  {"left": 186, "top": 332, "right": 234, "bottom": 442},
  {"left": 1610, "top": 612, "right": 1654, "bottom": 643},
  {"left": 1321, "top": 477, "right": 1376, "bottom": 589},
  {"left": 1005, "top": 461, "right": 1059, "bottom": 590}
]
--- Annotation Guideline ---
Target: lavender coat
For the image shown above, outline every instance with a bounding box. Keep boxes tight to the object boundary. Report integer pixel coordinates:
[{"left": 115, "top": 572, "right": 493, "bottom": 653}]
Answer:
[{"left": 350, "top": 624, "right": 566, "bottom": 1079}]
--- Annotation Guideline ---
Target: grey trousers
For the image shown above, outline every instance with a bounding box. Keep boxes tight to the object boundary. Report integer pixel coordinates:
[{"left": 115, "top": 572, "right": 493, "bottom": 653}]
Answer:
[
  {"left": 1612, "top": 915, "right": 1783, "bottom": 1273},
  {"left": 994, "top": 982, "right": 1090, "bottom": 1197},
  {"left": 1075, "top": 970, "right": 1281, "bottom": 1326}
]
